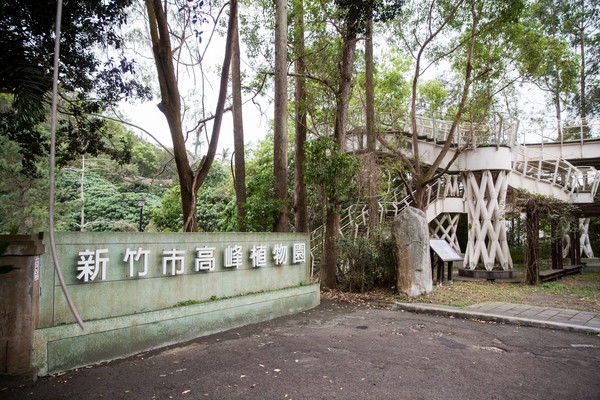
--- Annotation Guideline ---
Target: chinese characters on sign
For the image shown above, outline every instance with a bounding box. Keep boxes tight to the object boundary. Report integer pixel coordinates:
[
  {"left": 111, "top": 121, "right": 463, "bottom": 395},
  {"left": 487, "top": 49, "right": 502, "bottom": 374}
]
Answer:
[
  {"left": 77, "top": 249, "right": 109, "bottom": 282},
  {"left": 75, "top": 242, "right": 307, "bottom": 282},
  {"left": 123, "top": 248, "right": 149, "bottom": 277}
]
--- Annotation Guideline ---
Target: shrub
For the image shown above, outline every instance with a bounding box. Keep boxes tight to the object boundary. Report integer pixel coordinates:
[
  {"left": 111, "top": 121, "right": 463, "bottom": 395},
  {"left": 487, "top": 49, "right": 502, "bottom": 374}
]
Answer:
[{"left": 336, "top": 229, "right": 396, "bottom": 292}]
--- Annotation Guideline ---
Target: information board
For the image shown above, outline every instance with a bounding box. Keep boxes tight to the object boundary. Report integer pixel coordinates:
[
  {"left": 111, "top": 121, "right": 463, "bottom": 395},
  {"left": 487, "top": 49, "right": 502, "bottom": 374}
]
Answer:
[{"left": 430, "top": 239, "right": 463, "bottom": 262}]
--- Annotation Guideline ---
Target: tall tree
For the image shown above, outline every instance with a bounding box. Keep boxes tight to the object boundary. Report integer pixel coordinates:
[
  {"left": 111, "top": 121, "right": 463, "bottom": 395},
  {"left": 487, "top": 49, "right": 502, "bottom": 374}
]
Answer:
[
  {"left": 365, "top": 15, "right": 379, "bottom": 231},
  {"left": 231, "top": 10, "right": 247, "bottom": 231},
  {"left": 305, "top": 137, "right": 361, "bottom": 288},
  {"left": 293, "top": 0, "right": 309, "bottom": 233},
  {"left": 383, "top": 0, "right": 553, "bottom": 209},
  {"left": 319, "top": 0, "right": 364, "bottom": 289},
  {"left": 561, "top": 0, "right": 599, "bottom": 137},
  {"left": 320, "top": 0, "right": 403, "bottom": 289},
  {"left": 144, "top": 0, "right": 237, "bottom": 231},
  {"left": 527, "top": 0, "right": 580, "bottom": 140},
  {"left": 273, "top": 0, "right": 289, "bottom": 232}
]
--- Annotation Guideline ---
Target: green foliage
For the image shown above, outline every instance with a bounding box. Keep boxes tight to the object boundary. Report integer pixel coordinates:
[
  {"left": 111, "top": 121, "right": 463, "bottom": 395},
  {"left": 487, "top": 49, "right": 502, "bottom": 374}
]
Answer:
[
  {"left": 196, "top": 163, "right": 231, "bottom": 232},
  {"left": 219, "top": 133, "right": 294, "bottom": 232},
  {"left": 334, "top": 0, "right": 404, "bottom": 35},
  {"left": 0, "top": 135, "right": 50, "bottom": 233},
  {"left": 417, "top": 80, "right": 449, "bottom": 114},
  {"left": 514, "top": 0, "right": 583, "bottom": 126},
  {"left": 242, "top": 149, "right": 281, "bottom": 231},
  {"left": 55, "top": 169, "right": 161, "bottom": 232},
  {"left": 132, "top": 140, "right": 160, "bottom": 177},
  {"left": 0, "top": 115, "right": 171, "bottom": 234},
  {"left": 174, "top": 299, "right": 201, "bottom": 307},
  {"left": 337, "top": 230, "right": 396, "bottom": 292},
  {"left": 305, "top": 137, "right": 361, "bottom": 211},
  {"left": 151, "top": 186, "right": 184, "bottom": 232},
  {"left": 0, "top": 0, "right": 151, "bottom": 176},
  {"left": 352, "top": 47, "right": 412, "bottom": 129},
  {"left": 152, "top": 163, "right": 230, "bottom": 232}
]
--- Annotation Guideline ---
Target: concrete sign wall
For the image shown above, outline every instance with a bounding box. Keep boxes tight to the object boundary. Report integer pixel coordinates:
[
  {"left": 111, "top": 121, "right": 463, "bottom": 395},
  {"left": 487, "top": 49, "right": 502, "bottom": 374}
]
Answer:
[
  {"left": 29, "top": 232, "right": 319, "bottom": 376},
  {"left": 38, "top": 232, "right": 312, "bottom": 326}
]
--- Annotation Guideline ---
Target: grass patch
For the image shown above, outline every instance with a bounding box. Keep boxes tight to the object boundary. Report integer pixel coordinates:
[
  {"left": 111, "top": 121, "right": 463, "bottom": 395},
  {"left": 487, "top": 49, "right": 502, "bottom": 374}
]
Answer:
[
  {"left": 393, "top": 271, "right": 600, "bottom": 312},
  {"left": 174, "top": 299, "right": 201, "bottom": 307}
]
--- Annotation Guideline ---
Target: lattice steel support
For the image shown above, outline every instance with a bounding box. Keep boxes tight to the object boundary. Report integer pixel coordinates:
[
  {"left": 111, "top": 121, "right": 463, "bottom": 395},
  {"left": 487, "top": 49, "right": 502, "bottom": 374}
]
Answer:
[
  {"left": 562, "top": 220, "right": 571, "bottom": 256},
  {"left": 430, "top": 214, "right": 462, "bottom": 254},
  {"left": 463, "top": 170, "right": 513, "bottom": 271},
  {"left": 562, "top": 218, "right": 594, "bottom": 258},
  {"left": 564, "top": 218, "right": 595, "bottom": 259},
  {"left": 580, "top": 218, "right": 594, "bottom": 259}
]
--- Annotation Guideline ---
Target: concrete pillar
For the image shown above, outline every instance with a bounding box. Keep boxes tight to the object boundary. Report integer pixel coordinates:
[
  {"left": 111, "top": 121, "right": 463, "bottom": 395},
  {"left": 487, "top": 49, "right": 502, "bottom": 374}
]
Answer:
[{"left": 0, "top": 235, "right": 45, "bottom": 381}]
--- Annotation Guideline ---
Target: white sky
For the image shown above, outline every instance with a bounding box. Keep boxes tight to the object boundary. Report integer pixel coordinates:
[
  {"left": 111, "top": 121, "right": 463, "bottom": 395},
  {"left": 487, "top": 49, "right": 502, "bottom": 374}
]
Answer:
[
  {"left": 118, "top": 96, "right": 272, "bottom": 154},
  {"left": 114, "top": 3, "right": 273, "bottom": 155}
]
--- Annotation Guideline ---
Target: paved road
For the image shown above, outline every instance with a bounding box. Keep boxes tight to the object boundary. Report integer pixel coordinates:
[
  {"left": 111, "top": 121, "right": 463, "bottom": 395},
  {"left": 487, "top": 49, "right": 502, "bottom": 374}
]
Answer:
[{"left": 2, "top": 300, "right": 600, "bottom": 400}]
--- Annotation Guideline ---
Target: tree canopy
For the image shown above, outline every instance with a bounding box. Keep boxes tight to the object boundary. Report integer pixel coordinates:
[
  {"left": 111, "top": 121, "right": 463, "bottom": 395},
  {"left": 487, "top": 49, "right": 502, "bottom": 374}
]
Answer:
[{"left": 0, "top": 0, "right": 150, "bottom": 175}]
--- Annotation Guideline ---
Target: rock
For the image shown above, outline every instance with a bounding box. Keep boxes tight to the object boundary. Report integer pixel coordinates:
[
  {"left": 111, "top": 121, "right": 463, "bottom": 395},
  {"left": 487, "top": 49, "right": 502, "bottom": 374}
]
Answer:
[{"left": 391, "top": 207, "right": 432, "bottom": 297}]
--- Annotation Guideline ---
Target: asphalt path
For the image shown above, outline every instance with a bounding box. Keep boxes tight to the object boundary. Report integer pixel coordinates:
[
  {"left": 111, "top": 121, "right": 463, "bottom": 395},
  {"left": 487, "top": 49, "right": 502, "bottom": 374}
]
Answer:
[{"left": 2, "top": 300, "right": 600, "bottom": 400}]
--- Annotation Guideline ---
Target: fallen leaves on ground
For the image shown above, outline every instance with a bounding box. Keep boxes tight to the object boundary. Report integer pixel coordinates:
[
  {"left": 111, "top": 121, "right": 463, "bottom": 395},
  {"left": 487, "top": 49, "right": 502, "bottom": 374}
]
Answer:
[
  {"left": 320, "top": 272, "right": 600, "bottom": 313},
  {"left": 320, "top": 288, "right": 391, "bottom": 307}
]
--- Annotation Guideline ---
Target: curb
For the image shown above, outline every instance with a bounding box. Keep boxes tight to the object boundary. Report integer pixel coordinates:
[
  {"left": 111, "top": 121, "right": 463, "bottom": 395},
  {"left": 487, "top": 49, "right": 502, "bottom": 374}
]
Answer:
[{"left": 392, "top": 302, "right": 600, "bottom": 335}]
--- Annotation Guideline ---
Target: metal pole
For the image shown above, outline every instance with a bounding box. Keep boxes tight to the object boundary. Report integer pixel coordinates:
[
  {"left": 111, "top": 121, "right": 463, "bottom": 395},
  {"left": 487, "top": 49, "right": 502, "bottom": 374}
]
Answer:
[{"left": 139, "top": 205, "right": 144, "bottom": 232}]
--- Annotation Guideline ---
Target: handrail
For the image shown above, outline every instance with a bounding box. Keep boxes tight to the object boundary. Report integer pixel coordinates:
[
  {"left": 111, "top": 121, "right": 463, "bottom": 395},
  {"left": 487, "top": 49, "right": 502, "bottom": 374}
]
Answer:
[
  {"left": 347, "top": 107, "right": 520, "bottom": 150},
  {"left": 511, "top": 144, "right": 600, "bottom": 197}
]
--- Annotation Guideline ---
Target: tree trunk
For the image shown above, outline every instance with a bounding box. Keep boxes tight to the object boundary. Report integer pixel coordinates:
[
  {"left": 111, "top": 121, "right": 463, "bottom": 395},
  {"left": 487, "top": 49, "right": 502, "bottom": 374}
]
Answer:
[
  {"left": 333, "top": 34, "right": 357, "bottom": 146},
  {"left": 550, "top": 218, "right": 563, "bottom": 270},
  {"left": 231, "top": 12, "right": 247, "bottom": 231},
  {"left": 321, "top": 206, "right": 339, "bottom": 289},
  {"left": 365, "top": 16, "right": 379, "bottom": 231},
  {"left": 145, "top": 0, "right": 196, "bottom": 231},
  {"left": 273, "top": 0, "right": 289, "bottom": 232},
  {"left": 579, "top": 22, "right": 587, "bottom": 140},
  {"left": 525, "top": 200, "right": 540, "bottom": 285},
  {"left": 554, "top": 90, "right": 563, "bottom": 141},
  {"left": 145, "top": 0, "right": 236, "bottom": 232},
  {"left": 190, "top": 0, "right": 237, "bottom": 210},
  {"left": 293, "top": 0, "right": 308, "bottom": 233},
  {"left": 413, "top": 184, "right": 428, "bottom": 211},
  {"left": 321, "top": 30, "right": 357, "bottom": 289}
]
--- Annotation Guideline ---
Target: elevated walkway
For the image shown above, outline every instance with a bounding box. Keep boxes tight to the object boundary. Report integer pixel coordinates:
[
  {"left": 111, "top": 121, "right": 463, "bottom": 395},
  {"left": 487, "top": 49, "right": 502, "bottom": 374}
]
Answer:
[
  {"left": 347, "top": 129, "right": 598, "bottom": 204},
  {"left": 523, "top": 138, "right": 600, "bottom": 169},
  {"left": 312, "top": 113, "right": 599, "bottom": 276}
]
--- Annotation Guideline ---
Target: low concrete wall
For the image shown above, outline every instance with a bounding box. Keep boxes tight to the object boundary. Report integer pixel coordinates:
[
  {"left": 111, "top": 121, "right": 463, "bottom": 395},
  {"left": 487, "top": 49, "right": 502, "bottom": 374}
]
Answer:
[
  {"left": 25, "top": 232, "right": 318, "bottom": 376},
  {"left": 33, "top": 284, "right": 319, "bottom": 376}
]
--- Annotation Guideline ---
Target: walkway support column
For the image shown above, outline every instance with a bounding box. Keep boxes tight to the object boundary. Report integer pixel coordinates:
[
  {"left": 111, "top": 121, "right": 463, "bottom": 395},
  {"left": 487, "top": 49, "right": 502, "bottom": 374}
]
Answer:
[
  {"left": 579, "top": 218, "right": 594, "bottom": 259},
  {"left": 462, "top": 170, "right": 512, "bottom": 271}
]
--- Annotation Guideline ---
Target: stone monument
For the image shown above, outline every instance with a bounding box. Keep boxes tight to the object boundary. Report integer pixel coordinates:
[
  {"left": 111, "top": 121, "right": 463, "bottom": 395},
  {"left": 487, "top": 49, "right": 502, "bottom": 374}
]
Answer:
[{"left": 391, "top": 207, "right": 433, "bottom": 297}]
